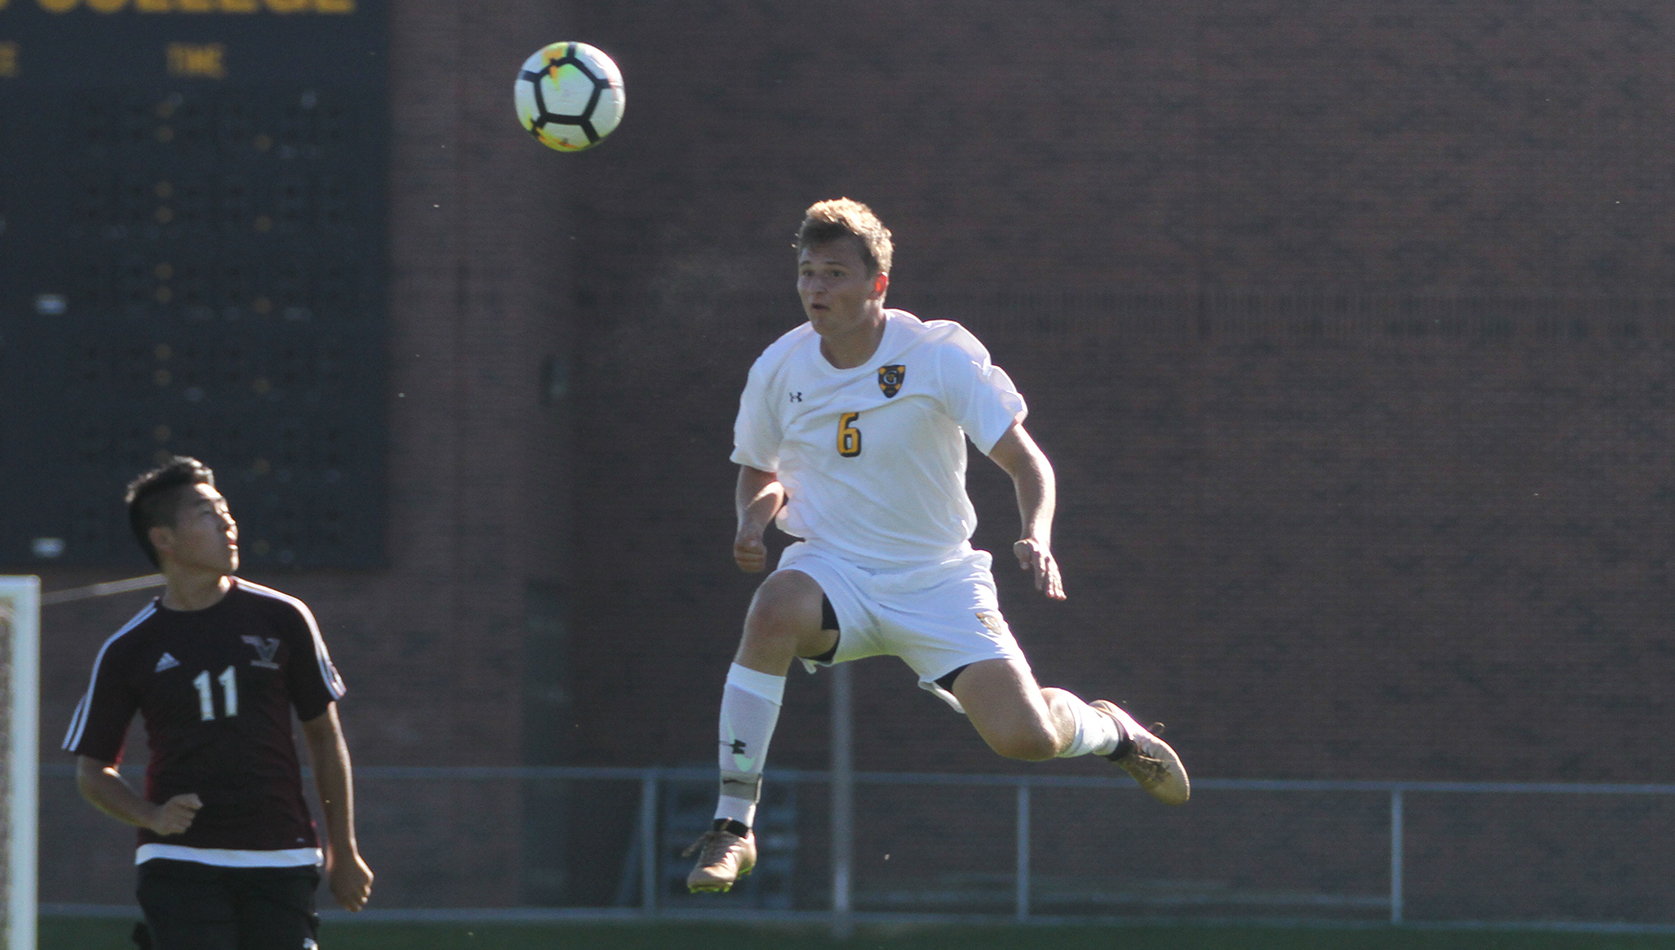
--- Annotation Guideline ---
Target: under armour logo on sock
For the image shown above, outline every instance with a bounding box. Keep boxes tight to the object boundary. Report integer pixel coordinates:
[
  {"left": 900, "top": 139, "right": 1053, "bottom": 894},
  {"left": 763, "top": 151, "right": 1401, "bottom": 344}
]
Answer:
[{"left": 725, "top": 738, "right": 756, "bottom": 770}]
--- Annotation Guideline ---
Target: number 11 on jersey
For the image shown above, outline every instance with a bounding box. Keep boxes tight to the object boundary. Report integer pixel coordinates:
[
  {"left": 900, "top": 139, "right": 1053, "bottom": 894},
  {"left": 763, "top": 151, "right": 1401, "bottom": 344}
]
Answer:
[{"left": 192, "top": 667, "right": 239, "bottom": 720}]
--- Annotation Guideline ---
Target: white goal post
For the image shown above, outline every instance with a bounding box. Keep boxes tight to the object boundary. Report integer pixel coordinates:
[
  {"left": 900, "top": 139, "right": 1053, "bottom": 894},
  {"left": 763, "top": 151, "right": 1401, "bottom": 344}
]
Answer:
[{"left": 0, "top": 577, "right": 39, "bottom": 950}]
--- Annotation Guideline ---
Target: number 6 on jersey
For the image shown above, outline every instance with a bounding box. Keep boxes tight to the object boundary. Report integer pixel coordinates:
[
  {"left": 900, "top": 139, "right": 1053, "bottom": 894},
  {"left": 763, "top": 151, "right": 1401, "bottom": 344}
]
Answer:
[{"left": 838, "top": 412, "right": 863, "bottom": 458}]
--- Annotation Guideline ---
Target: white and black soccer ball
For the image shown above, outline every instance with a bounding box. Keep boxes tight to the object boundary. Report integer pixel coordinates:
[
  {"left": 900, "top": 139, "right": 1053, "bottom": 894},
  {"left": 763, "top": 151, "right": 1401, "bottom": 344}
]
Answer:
[{"left": 514, "top": 42, "right": 625, "bottom": 152}]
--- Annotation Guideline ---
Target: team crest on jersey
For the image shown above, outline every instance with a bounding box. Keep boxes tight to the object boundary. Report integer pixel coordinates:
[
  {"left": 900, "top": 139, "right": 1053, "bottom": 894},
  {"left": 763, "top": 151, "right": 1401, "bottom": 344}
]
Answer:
[
  {"left": 878, "top": 364, "right": 906, "bottom": 397},
  {"left": 241, "top": 636, "right": 281, "bottom": 670}
]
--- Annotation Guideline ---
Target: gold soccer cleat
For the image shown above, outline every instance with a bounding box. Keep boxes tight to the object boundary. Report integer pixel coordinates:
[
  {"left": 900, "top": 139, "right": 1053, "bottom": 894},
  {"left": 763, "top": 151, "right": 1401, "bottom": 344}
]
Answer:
[
  {"left": 1092, "top": 699, "right": 1190, "bottom": 806},
  {"left": 684, "top": 821, "right": 757, "bottom": 893}
]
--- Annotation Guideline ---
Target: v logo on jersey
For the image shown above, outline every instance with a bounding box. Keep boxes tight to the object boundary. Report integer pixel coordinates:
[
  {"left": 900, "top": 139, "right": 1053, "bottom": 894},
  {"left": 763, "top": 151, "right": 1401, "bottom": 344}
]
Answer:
[
  {"left": 878, "top": 364, "right": 905, "bottom": 397},
  {"left": 241, "top": 636, "right": 281, "bottom": 670},
  {"left": 154, "top": 652, "right": 180, "bottom": 673}
]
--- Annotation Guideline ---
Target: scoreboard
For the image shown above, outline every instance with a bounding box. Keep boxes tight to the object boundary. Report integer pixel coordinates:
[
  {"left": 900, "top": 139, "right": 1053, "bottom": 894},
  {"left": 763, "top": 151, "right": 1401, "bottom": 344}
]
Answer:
[{"left": 0, "top": 0, "right": 386, "bottom": 569}]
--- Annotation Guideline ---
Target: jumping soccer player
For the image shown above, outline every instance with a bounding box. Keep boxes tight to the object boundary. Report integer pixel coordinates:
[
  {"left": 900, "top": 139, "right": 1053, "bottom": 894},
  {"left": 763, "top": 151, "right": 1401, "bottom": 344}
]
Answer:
[
  {"left": 64, "top": 457, "right": 372, "bottom": 948},
  {"left": 686, "top": 199, "right": 1189, "bottom": 893}
]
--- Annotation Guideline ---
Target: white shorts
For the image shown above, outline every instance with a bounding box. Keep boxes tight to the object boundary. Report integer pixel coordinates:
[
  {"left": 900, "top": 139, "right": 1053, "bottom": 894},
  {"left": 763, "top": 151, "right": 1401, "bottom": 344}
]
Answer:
[{"left": 777, "top": 540, "right": 1029, "bottom": 713}]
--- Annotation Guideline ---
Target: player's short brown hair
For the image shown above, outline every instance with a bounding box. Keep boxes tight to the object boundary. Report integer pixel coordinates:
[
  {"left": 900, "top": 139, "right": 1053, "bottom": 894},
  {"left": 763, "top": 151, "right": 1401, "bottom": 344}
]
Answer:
[
  {"left": 126, "top": 456, "right": 216, "bottom": 567},
  {"left": 796, "top": 198, "right": 893, "bottom": 277}
]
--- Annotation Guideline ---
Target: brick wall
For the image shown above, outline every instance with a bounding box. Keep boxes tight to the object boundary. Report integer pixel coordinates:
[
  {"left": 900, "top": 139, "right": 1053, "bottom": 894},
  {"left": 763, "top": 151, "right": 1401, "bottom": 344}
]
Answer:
[
  {"left": 559, "top": 0, "right": 1675, "bottom": 918},
  {"left": 565, "top": 0, "right": 1675, "bottom": 778},
  {"left": 35, "top": 0, "right": 1675, "bottom": 920}
]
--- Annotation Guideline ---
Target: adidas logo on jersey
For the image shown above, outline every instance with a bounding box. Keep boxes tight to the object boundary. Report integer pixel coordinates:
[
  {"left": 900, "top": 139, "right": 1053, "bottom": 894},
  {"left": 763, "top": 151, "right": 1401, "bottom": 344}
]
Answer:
[{"left": 154, "top": 653, "right": 180, "bottom": 673}]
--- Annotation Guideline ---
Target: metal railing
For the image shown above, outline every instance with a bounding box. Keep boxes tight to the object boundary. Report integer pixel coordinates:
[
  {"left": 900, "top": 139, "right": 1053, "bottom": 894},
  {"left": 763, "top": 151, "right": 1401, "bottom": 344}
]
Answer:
[
  {"left": 336, "top": 765, "right": 1675, "bottom": 932},
  {"left": 39, "top": 762, "right": 1675, "bottom": 933}
]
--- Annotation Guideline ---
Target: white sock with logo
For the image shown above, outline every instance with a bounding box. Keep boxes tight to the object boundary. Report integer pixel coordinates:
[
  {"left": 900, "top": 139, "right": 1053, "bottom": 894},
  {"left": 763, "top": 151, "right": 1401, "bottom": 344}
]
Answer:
[
  {"left": 1056, "top": 693, "right": 1126, "bottom": 758},
  {"left": 713, "top": 663, "right": 786, "bottom": 828}
]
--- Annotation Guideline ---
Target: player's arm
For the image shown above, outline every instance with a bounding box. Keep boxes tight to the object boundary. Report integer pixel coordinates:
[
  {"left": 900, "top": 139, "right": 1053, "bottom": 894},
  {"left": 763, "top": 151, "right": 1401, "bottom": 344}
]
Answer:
[
  {"left": 735, "top": 464, "right": 786, "bottom": 573},
  {"left": 301, "top": 704, "right": 373, "bottom": 911},
  {"left": 987, "top": 420, "right": 1066, "bottom": 600},
  {"left": 74, "top": 756, "right": 201, "bottom": 835}
]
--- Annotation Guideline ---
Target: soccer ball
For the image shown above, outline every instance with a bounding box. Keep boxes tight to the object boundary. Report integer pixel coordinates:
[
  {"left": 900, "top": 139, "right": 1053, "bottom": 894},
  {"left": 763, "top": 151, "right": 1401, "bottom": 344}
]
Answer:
[{"left": 514, "top": 42, "right": 625, "bottom": 152}]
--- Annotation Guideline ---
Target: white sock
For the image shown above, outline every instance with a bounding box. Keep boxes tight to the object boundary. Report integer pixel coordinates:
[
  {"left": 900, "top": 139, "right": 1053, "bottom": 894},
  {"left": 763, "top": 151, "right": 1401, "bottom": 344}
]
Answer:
[
  {"left": 714, "top": 663, "right": 785, "bottom": 827},
  {"left": 1056, "top": 694, "right": 1126, "bottom": 758}
]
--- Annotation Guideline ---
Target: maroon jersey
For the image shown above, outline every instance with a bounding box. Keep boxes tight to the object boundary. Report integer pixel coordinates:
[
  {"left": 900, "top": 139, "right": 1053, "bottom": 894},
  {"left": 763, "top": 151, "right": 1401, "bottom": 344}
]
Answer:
[{"left": 63, "top": 579, "right": 346, "bottom": 858}]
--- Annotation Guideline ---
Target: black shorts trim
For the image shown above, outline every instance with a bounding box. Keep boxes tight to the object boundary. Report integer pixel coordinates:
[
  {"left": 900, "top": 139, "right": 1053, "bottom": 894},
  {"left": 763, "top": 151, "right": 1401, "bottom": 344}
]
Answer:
[
  {"left": 804, "top": 595, "right": 841, "bottom": 664},
  {"left": 935, "top": 663, "right": 972, "bottom": 693}
]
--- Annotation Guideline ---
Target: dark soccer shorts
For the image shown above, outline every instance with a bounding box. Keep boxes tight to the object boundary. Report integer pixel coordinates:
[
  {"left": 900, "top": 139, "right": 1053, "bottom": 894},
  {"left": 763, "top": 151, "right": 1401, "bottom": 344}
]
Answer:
[{"left": 136, "top": 859, "right": 320, "bottom": 950}]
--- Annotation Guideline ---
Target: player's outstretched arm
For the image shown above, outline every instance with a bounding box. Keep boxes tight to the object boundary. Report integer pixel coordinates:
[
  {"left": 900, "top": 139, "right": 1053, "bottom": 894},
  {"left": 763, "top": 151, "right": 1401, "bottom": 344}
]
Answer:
[
  {"left": 987, "top": 422, "right": 1066, "bottom": 600},
  {"left": 301, "top": 704, "right": 373, "bottom": 911},
  {"left": 74, "top": 756, "right": 202, "bottom": 835},
  {"left": 735, "top": 465, "right": 786, "bottom": 573}
]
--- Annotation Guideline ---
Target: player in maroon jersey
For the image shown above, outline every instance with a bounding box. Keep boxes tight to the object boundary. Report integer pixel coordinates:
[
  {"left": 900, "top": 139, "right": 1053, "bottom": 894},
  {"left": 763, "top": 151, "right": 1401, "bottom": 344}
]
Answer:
[{"left": 63, "top": 457, "right": 372, "bottom": 950}]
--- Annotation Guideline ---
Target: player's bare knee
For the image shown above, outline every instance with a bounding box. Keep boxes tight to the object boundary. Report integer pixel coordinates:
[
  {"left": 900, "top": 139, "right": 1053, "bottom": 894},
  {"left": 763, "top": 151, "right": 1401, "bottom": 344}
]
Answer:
[
  {"left": 984, "top": 723, "right": 1058, "bottom": 762},
  {"left": 992, "top": 736, "right": 1056, "bottom": 762},
  {"left": 741, "top": 617, "right": 800, "bottom": 657},
  {"left": 750, "top": 573, "right": 820, "bottom": 623},
  {"left": 743, "top": 578, "right": 820, "bottom": 650}
]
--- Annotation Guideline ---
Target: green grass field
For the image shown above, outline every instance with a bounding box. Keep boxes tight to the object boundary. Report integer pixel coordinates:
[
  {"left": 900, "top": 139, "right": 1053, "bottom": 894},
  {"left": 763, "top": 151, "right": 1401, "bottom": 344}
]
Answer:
[{"left": 39, "top": 918, "right": 1675, "bottom": 950}]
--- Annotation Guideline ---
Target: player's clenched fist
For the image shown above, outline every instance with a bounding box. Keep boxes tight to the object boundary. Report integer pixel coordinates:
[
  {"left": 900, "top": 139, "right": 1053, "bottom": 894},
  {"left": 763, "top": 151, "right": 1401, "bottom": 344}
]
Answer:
[
  {"left": 328, "top": 850, "right": 374, "bottom": 911},
  {"left": 147, "top": 793, "right": 203, "bottom": 836},
  {"left": 734, "top": 533, "right": 768, "bottom": 573}
]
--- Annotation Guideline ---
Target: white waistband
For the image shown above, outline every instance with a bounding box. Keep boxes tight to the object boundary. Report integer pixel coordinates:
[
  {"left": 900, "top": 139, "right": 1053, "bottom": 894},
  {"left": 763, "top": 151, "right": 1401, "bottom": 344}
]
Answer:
[{"left": 136, "top": 845, "right": 323, "bottom": 868}]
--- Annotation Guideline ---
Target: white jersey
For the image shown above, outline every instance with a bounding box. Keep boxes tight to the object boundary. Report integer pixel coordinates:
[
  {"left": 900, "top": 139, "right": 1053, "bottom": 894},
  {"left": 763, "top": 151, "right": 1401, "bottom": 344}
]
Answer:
[{"left": 732, "top": 309, "right": 1027, "bottom": 568}]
